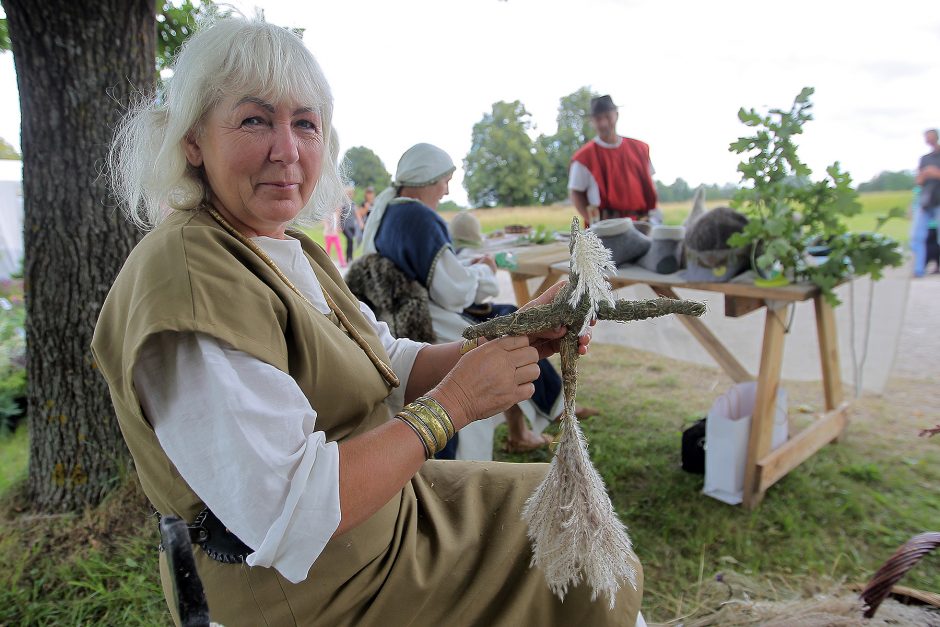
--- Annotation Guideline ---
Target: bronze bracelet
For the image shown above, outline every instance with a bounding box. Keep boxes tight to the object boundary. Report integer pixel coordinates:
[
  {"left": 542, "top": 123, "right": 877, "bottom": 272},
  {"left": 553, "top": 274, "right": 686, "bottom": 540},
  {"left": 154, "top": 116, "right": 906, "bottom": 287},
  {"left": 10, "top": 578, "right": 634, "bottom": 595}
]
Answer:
[
  {"left": 459, "top": 336, "right": 482, "bottom": 356},
  {"left": 395, "top": 411, "right": 435, "bottom": 458},
  {"left": 415, "top": 396, "right": 456, "bottom": 440},
  {"left": 395, "top": 396, "right": 457, "bottom": 459}
]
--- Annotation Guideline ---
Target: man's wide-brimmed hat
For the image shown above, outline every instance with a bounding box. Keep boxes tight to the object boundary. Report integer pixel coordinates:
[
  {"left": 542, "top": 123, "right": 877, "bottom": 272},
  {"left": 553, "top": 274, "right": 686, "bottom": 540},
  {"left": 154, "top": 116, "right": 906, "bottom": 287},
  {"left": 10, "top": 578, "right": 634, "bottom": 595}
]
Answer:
[{"left": 590, "top": 95, "right": 618, "bottom": 116}]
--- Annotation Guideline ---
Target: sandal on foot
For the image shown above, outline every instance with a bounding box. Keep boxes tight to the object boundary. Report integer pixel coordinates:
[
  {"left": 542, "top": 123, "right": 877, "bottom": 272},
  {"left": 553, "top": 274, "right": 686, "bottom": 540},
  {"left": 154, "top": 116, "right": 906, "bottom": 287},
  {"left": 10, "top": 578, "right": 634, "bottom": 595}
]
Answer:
[
  {"left": 505, "top": 433, "right": 553, "bottom": 453},
  {"left": 575, "top": 406, "right": 600, "bottom": 420}
]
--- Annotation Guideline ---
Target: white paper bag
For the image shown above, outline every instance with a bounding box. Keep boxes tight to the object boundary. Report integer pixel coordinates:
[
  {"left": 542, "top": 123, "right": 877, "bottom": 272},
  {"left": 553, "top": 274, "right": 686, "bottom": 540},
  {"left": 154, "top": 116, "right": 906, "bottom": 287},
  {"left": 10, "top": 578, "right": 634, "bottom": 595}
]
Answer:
[{"left": 703, "top": 382, "right": 788, "bottom": 505}]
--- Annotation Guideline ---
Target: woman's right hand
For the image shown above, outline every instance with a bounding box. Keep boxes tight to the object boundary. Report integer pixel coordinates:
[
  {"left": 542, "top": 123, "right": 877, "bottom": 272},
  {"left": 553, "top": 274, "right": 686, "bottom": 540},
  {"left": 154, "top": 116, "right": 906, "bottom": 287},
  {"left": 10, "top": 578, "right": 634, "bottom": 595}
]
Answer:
[
  {"left": 429, "top": 336, "right": 540, "bottom": 430},
  {"left": 471, "top": 254, "right": 497, "bottom": 273}
]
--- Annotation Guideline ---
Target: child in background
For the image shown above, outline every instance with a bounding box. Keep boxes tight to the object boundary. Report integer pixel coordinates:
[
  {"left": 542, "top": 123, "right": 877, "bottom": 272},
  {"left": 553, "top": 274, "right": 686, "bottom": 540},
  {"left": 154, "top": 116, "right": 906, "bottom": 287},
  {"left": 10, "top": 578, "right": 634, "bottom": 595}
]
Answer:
[
  {"left": 323, "top": 206, "right": 346, "bottom": 268},
  {"left": 341, "top": 187, "right": 362, "bottom": 264},
  {"left": 448, "top": 210, "right": 484, "bottom": 257}
]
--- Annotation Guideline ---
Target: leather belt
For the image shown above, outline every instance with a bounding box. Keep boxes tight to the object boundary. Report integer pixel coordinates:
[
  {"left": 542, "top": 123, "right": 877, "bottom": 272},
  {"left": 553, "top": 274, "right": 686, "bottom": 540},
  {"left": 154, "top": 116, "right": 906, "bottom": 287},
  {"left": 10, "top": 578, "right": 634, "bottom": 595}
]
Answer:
[{"left": 157, "top": 508, "right": 252, "bottom": 564}]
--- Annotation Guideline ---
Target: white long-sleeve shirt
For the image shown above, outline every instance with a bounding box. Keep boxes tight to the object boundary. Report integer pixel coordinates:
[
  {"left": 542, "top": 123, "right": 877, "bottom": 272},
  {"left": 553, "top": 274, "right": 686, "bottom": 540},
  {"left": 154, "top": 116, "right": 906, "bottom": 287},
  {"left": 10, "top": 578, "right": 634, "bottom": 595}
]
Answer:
[
  {"left": 426, "top": 248, "right": 500, "bottom": 342},
  {"left": 132, "top": 235, "right": 426, "bottom": 584}
]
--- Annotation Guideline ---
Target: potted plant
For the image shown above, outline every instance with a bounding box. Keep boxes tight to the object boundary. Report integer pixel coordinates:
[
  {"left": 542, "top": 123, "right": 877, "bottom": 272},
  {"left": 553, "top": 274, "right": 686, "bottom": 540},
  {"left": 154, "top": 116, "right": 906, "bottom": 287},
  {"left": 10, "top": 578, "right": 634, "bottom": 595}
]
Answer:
[{"left": 727, "top": 87, "right": 904, "bottom": 304}]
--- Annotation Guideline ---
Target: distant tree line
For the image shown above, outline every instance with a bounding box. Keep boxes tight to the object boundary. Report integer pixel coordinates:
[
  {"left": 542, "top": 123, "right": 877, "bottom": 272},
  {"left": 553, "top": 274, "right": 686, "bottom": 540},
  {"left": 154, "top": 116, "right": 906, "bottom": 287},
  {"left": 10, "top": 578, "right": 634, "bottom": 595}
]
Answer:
[
  {"left": 857, "top": 170, "right": 915, "bottom": 192},
  {"left": 656, "top": 179, "right": 737, "bottom": 203},
  {"left": 339, "top": 89, "right": 913, "bottom": 209}
]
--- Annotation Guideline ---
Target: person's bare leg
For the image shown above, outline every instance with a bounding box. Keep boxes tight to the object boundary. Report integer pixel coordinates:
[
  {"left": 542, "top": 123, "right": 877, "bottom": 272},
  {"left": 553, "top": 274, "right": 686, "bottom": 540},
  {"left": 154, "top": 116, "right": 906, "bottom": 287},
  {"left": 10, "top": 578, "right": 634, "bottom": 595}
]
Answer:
[
  {"left": 505, "top": 405, "right": 551, "bottom": 451},
  {"left": 574, "top": 405, "right": 600, "bottom": 420}
]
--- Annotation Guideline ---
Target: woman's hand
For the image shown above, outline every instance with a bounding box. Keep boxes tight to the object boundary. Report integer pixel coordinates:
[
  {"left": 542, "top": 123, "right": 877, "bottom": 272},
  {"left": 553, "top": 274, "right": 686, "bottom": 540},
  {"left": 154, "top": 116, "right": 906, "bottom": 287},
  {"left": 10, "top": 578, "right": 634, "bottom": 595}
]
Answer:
[
  {"left": 520, "top": 281, "right": 595, "bottom": 359},
  {"left": 429, "top": 336, "right": 541, "bottom": 430},
  {"left": 471, "top": 254, "right": 497, "bottom": 273}
]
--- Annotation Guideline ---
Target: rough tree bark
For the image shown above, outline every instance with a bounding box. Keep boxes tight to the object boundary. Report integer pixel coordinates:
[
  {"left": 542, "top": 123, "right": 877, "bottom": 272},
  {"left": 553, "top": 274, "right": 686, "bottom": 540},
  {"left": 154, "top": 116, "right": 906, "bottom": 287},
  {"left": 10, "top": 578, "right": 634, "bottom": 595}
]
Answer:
[{"left": 4, "top": 0, "right": 153, "bottom": 511}]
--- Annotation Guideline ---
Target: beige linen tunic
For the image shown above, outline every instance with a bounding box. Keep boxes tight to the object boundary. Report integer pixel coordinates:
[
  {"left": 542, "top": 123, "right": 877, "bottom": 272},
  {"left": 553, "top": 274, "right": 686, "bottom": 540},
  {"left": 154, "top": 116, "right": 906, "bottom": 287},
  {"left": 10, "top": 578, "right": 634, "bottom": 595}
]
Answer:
[{"left": 91, "top": 209, "right": 643, "bottom": 626}]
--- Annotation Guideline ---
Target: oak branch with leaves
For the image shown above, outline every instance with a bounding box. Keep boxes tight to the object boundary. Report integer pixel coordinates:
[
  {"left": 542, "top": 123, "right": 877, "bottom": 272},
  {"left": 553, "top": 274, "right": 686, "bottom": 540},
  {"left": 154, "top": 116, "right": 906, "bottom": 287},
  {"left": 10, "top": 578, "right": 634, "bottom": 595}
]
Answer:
[
  {"left": 727, "top": 87, "right": 903, "bottom": 305},
  {"left": 463, "top": 217, "right": 705, "bottom": 607}
]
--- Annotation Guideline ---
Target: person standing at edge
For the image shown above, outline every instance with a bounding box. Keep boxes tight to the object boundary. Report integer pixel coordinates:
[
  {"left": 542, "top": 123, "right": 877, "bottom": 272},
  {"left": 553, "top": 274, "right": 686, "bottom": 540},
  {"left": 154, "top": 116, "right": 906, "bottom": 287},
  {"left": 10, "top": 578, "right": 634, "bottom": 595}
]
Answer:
[
  {"left": 913, "top": 128, "right": 940, "bottom": 277},
  {"left": 568, "top": 95, "right": 658, "bottom": 226}
]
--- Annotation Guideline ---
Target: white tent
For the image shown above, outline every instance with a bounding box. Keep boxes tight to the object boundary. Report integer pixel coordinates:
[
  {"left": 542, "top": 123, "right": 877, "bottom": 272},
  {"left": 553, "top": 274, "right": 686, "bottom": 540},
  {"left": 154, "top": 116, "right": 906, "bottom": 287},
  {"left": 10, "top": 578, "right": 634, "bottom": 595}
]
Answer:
[{"left": 0, "top": 159, "right": 23, "bottom": 279}]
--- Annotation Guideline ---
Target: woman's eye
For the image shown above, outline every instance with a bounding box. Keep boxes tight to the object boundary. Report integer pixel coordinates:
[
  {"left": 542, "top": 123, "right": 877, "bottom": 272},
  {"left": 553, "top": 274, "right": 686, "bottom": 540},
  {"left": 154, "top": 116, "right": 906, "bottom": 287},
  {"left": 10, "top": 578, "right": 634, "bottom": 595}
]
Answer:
[
  {"left": 296, "top": 119, "right": 320, "bottom": 132},
  {"left": 241, "top": 116, "right": 266, "bottom": 127}
]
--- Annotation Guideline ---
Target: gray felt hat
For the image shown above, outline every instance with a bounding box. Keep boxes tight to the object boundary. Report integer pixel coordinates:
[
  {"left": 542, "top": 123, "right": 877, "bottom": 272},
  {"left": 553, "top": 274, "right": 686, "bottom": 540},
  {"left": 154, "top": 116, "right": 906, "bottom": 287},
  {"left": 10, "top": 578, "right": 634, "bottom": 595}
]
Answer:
[
  {"left": 638, "top": 225, "right": 686, "bottom": 274},
  {"left": 589, "top": 219, "right": 650, "bottom": 266}
]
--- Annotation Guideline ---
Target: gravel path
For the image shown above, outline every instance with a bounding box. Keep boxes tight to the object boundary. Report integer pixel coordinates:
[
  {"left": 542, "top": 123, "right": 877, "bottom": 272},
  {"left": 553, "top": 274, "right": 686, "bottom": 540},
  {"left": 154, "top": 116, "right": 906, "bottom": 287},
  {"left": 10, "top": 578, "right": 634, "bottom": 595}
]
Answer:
[{"left": 892, "top": 273, "right": 940, "bottom": 381}]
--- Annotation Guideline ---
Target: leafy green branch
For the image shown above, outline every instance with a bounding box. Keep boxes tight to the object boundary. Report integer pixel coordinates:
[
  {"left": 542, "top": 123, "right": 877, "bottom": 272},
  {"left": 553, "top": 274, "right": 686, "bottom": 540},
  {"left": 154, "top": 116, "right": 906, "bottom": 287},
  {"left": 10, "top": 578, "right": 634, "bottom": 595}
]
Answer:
[{"left": 728, "top": 88, "right": 903, "bottom": 305}]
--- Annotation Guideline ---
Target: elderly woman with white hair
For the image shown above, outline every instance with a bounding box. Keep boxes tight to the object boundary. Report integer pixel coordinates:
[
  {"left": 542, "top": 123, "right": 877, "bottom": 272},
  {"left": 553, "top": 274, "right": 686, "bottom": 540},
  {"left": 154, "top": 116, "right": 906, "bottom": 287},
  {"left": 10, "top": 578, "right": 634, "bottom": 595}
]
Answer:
[{"left": 92, "top": 15, "right": 642, "bottom": 627}]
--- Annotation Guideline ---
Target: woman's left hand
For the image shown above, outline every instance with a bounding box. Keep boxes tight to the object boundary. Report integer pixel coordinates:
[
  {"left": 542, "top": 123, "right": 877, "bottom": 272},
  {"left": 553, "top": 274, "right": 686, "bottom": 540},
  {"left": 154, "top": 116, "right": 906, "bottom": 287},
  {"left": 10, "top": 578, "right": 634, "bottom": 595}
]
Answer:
[{"left": 520, "top": 281, "right": 594, "bottom": 359}]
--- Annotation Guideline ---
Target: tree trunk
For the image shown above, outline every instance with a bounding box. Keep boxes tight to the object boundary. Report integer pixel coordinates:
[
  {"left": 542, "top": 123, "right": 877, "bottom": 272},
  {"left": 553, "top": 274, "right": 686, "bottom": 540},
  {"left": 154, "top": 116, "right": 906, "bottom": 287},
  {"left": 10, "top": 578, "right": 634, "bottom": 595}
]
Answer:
[{"left": 4, "top": 0, "right": 153, "bottom": 511}]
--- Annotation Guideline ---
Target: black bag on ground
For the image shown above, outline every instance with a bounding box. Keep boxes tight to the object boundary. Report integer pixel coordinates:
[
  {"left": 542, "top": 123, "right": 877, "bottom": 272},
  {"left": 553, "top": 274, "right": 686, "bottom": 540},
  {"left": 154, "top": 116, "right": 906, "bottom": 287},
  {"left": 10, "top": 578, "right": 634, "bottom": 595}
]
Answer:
[{"left": 681, "top": 418, "right": 706, "bottom": 474}]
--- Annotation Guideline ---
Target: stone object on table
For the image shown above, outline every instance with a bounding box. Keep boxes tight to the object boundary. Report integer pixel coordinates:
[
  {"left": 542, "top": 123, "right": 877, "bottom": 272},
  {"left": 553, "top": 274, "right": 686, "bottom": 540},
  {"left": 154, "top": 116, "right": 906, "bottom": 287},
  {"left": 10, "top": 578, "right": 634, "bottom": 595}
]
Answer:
[
  {"left": 683, "top": 206, "right": 750, "bottom": 282},
  {"left": 588, "top": 218, "right": 651, "bottom": 266},
  {"left": 638, "top": 225, "right": 685, "bottom": 274}
]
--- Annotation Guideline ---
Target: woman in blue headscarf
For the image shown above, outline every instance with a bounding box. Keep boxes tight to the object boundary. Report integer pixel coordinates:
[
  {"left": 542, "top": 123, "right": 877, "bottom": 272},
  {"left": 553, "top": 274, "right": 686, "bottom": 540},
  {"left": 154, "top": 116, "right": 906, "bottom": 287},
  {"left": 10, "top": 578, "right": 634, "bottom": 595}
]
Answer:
[{"left": 362, "top": 144, "right": 595, "bottom": 456}]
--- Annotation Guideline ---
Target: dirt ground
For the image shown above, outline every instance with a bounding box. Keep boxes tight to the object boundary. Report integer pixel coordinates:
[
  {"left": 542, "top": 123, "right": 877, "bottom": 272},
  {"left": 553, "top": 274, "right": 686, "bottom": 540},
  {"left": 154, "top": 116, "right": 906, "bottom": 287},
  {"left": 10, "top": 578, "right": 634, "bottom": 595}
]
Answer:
[
  {"left": 893, "top": 273, "right": 940, "bottom": 383},
  {"left": 856, "top": 273, "right": 939, "bottom": 453}
]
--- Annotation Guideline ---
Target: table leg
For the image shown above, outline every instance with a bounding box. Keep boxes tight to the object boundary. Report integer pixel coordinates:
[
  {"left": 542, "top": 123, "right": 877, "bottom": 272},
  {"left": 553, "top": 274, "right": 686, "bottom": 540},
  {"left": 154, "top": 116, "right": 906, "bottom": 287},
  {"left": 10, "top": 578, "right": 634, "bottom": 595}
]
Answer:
[
  {"left": 815, "top": 295, "right": 847, "bottom": 441},
  {"left": 511, "top": 274, "right": 533, "bottom": 306},
  {"left": 742, "top": 303, "right": 788, "bottom": 509},
  {"left": 533, "top": 270, "right": 563, "bottom": 299},
  {"left": 814, "top": 295, "right": 845, "bottom": 409}
]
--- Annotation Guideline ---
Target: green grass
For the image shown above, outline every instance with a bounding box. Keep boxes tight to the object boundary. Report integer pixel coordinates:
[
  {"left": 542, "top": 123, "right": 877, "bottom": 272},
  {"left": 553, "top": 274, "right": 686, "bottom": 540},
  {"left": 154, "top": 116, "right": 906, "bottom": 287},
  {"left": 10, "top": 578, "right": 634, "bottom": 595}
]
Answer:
[
  {"left": 1, "top": 293, "right": 935, "bottom": 624},
  {"left": 1, "top": 429, "right": 167, "bottom": 625},
  {"left": 0, "top": 425, "right": 28, "bottom": 495},
  {"left": 0, "top": 473, "right": 168, "bottom": 626},
  {"left": 468, "top": 190, "right": 913, "bottom": 243},
  {"left": 842, "top": 190, "right": 912, "bottom": 243},
  {"left": 494, "top": 347, "right": 939, "bottom": 621}
]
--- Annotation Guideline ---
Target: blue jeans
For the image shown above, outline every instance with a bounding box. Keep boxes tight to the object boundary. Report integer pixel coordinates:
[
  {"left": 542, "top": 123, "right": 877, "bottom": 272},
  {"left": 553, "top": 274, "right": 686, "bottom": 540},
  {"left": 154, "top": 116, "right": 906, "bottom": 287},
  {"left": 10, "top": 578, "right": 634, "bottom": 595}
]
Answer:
[{"left": 910, "top": 205, "right": 939, "bottom": 276}]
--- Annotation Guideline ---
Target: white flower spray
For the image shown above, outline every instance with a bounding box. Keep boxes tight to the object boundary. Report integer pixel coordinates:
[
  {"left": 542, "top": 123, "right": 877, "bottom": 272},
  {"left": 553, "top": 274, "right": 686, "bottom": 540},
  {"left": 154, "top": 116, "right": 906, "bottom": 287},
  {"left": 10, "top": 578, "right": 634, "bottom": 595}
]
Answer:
[
  {"left": 463, "top": 218, "right": 706, "bottom": 609},
  {"left": 566, "top": 225, "right": 617, "bottom": 336},
  {"left": 523, "top": 219, "right": 638, "bottom": 609}
]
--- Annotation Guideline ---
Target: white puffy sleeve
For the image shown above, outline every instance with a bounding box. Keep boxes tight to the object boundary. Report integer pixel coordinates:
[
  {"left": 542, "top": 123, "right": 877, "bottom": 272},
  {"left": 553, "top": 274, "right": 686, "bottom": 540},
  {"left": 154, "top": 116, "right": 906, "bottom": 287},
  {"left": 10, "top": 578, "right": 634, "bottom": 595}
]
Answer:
[
  {"left": 568, "top": 160, "right": 593, "bottom": 191},
  {"left": 133, "top": 331, "right": 341, "bottom": 584},
  {"left": 428, "top": 248, "right": 499, "bottom": 312}
]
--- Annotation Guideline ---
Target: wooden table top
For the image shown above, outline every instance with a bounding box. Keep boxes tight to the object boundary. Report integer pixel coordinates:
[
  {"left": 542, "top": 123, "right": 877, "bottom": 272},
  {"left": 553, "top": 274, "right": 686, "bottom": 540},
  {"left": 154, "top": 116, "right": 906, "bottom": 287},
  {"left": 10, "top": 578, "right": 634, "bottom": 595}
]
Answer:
[{"left": 505, "top": 241, "right": 820, "bottom": 303}]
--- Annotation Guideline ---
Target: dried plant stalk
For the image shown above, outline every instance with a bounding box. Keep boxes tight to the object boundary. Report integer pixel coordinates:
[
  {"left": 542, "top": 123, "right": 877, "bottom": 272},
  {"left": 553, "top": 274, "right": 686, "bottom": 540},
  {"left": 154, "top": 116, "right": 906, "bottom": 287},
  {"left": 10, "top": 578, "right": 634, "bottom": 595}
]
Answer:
[{"left": 464, "top": 217, "right": 706, "bottom": 607}]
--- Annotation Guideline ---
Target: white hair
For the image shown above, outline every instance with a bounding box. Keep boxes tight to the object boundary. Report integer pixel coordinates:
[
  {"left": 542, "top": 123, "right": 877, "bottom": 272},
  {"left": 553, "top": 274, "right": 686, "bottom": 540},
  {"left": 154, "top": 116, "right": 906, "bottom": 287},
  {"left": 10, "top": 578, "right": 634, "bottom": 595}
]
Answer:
[{"left": 110, "top": 12, "right": 345, "bottom": 230}]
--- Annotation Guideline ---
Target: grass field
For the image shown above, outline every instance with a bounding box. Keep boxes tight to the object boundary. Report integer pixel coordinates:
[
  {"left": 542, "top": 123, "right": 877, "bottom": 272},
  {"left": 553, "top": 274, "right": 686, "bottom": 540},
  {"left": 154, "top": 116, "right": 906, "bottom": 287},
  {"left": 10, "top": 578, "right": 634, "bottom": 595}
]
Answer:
[
  {"left": 494, "top": 348, "right": 939, "bottom": 621},
  {"left": 0, "top": 425, "right": 26, "bottom": 495},
  {"left": 1, "top": 339, "right": 936, "bottom": 624},
  {"left": 303, "top": 191, "right": 914, "bottom": 252}
]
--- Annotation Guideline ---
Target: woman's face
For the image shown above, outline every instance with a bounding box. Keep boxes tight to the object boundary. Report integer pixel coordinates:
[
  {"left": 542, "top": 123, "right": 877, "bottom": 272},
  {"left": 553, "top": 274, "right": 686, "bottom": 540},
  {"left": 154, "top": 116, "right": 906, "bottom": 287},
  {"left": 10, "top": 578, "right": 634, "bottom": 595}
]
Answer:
[
  {"left": 427, "top": 175, "right": 451, "bottom": 210},
  {"left": 184, "top": 95, "right": 324, "bottom": 237}
]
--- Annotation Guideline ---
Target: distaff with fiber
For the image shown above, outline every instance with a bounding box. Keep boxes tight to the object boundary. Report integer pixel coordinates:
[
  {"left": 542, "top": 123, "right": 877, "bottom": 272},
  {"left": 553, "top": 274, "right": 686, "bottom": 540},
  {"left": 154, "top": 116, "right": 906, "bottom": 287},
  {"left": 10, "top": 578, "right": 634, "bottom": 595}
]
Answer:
[{"left": 463, "top": 217, "right": 706, "bottom": 607}]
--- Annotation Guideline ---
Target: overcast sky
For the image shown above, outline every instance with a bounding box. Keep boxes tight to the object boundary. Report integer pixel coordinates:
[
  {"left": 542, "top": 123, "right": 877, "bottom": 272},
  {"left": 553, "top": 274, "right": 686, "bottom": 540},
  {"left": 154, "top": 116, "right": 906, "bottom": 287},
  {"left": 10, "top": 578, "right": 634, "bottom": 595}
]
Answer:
[{"left": 1, "top": 0, "right": 937, "bottom": 205}]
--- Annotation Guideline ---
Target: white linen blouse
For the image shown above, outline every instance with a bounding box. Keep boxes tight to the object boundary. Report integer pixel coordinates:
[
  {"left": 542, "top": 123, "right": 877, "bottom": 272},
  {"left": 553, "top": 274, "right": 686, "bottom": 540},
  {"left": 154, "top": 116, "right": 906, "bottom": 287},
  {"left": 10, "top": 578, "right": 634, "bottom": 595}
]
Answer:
[{"left": 426, "top": 248, "right": 500, "bottom": 342}]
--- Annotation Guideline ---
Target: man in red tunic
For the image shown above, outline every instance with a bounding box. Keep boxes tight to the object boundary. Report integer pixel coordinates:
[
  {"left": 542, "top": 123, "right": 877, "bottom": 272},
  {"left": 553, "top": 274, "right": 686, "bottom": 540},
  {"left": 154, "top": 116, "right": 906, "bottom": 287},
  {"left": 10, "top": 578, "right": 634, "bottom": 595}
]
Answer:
[{"left": 568, "top": 95, "right": 658, "bottom": 226}]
